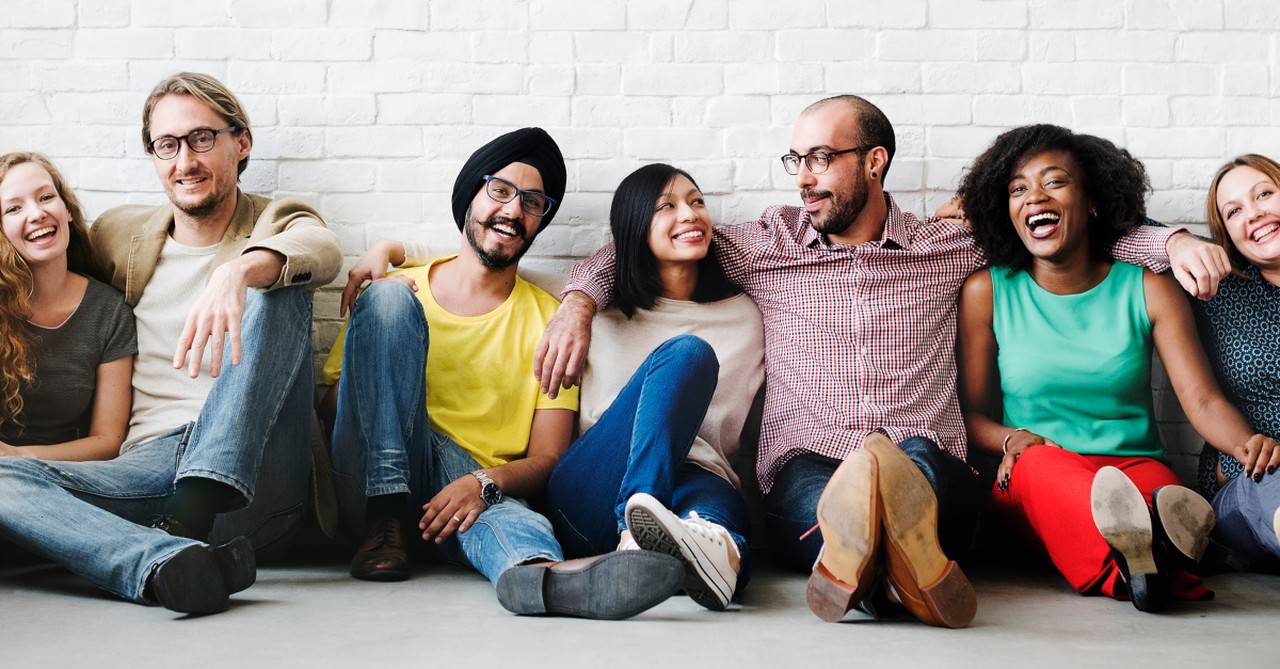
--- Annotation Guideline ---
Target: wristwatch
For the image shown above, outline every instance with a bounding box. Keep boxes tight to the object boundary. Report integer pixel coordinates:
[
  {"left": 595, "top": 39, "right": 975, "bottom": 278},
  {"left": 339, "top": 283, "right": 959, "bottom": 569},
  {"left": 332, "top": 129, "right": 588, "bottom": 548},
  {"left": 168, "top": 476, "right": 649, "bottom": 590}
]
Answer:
[{"left": 470, "top": 470, "right": 503, "bottom": 507}]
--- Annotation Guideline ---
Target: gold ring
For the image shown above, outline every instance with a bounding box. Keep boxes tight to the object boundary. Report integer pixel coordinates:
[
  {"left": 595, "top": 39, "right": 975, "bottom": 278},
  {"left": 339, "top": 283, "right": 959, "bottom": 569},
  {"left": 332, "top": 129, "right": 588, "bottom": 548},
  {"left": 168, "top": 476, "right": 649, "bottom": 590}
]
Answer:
[{"left": 451, "top": 515, "right": 461, "bottom": 523}]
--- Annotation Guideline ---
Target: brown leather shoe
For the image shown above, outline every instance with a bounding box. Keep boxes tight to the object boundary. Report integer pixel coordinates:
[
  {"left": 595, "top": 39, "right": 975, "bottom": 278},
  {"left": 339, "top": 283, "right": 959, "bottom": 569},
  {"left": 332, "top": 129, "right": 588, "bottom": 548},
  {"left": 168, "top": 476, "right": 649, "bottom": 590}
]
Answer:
[
  {"left": 807, "top": 448, "right": 881, "bottom": 622},
  {"left": 864, "top": 433, "right": 976, "bottom": 629},
  {"left": 350, "top": 517, "right": 410, "bottom": 582}
]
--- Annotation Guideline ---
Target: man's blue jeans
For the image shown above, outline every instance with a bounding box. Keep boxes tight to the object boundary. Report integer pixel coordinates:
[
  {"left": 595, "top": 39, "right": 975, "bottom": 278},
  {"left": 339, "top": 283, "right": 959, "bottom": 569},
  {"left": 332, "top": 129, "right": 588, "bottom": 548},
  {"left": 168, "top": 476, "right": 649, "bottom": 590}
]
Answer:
[
  {"left": 329, "top": 281, "right": 561, "bottom": 585},
  {"left": 545, "top": 335, "right": 753, "bottom": 592},
  {"left": 765, "top": 436, "right": 984, "bottom": 572},
  {"left": 1212, "top": 472, "right": 1280, "bottom": 571},
  {"left": 0, "top": 286, "right": 315, "bottom": 603}
]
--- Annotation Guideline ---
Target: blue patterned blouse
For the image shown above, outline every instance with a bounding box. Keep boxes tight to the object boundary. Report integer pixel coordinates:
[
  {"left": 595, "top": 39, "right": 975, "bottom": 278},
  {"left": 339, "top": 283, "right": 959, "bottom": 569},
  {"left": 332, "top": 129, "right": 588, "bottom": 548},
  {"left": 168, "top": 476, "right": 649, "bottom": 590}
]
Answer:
[{"left": 1196, "top": 267, "right": 1280, "bottom": 498}]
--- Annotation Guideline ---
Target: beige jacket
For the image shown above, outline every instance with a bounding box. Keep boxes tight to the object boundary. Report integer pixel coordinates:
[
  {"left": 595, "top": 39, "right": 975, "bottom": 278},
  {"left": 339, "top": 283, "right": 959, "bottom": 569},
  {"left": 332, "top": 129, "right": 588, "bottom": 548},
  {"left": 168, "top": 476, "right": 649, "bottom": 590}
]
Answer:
[{"left": 91, "top": 191, "right": 342, "bottom": 305}]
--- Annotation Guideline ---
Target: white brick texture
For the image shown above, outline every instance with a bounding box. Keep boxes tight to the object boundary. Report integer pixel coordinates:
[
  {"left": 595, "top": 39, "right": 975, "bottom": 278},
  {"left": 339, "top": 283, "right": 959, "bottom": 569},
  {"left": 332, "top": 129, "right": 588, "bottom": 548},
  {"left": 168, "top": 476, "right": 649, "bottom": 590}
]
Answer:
[{"left": 5, "top": 1, "right": 1278, "bottom": 471}]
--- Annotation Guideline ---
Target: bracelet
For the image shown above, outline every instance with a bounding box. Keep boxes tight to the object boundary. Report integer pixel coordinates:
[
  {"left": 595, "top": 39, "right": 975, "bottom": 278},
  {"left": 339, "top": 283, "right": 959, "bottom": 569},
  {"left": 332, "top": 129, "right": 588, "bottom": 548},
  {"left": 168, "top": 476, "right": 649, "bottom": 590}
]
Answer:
[{"left": 1002, "top": 428, "right": 1027, "bottom": 455}]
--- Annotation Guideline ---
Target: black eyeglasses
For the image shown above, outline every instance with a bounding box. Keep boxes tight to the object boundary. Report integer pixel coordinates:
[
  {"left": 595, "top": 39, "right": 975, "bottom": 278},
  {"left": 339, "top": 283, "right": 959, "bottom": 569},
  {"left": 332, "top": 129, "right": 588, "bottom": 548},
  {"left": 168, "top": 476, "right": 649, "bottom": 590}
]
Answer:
[
  {"left": 148, "top": 127, "right": 240, "bottom": 160},
  {"left": 780, "top": 144, "right": 877, "bottom": 175},
  {"left": 482, "top": 175, "right": 557, "bottom": 217}
]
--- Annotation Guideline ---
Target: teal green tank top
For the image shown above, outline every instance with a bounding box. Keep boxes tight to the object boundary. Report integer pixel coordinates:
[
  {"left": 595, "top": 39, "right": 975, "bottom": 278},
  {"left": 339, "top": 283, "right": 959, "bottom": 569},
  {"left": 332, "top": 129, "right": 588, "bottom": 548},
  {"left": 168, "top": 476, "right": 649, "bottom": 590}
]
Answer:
[{"left": 990, "top": 261, "right": 1164, "bottom": 459}]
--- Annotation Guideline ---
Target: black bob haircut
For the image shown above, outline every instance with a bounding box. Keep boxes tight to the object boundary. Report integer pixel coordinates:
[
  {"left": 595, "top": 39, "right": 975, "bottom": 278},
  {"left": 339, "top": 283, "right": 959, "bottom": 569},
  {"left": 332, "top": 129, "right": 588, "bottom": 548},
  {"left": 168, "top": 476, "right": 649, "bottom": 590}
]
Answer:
[
  {"left": 956, "top": 124, "right": 1151, "bottom": 270},
  {"left": 611, "top": 163, "right": 735, "bottom": 318}
]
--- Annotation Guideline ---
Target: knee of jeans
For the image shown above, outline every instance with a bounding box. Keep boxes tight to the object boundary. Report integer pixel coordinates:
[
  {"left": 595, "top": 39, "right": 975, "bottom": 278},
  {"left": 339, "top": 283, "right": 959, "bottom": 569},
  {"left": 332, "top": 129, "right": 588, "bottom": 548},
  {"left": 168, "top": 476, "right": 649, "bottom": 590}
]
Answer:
[
  {"left": 353, "top": 281, "right": 423, "bottom": 329},
  {"left": 657, "top": 334, "right": 718, "bottom": 376}
]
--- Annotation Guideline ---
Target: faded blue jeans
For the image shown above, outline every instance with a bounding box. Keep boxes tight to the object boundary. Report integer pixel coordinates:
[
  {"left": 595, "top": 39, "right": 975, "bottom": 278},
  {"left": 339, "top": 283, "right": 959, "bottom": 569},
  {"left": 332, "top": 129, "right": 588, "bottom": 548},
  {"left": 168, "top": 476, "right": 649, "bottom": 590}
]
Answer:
[
  {"left": 1212, "top": 473, "right": 1280, "bottom": 571},
  {"left": 546, "top": 335, "right": 753, "bottom": 592},
  {"left": 0, "top": 286, "right": 315, "bottom": 603},
  {"left": 328, "top": 281, "right": 561, "bottom": 585},
  {"left": 765, "top": 435, "right": 984, "bottom": 572}
]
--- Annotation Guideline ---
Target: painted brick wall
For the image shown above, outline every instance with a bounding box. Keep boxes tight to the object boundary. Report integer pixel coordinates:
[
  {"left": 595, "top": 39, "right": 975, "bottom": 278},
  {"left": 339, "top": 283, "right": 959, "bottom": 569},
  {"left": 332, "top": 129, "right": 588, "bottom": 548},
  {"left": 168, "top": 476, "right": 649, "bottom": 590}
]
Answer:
[{"left": 4, "top": 0, "right": 1278, "bottom": 480}]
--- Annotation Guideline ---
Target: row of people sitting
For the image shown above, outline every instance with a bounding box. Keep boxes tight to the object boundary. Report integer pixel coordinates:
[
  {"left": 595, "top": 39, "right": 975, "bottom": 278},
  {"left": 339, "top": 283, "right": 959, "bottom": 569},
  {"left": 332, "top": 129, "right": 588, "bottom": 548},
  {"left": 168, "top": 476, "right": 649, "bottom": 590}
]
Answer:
[{"left": 0, "top": 72, "right": 1275, "bottom": 623}]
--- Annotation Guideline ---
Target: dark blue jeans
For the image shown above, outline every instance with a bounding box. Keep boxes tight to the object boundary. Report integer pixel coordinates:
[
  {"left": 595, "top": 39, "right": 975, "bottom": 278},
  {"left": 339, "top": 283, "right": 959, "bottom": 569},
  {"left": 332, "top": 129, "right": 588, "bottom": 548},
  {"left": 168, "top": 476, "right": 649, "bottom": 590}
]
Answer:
[
  {"left": 546, "top": 335, "right": 753, "bottom": 591},
  {"left": 764, "top": 436, "right": 984, "bottom": 572}
]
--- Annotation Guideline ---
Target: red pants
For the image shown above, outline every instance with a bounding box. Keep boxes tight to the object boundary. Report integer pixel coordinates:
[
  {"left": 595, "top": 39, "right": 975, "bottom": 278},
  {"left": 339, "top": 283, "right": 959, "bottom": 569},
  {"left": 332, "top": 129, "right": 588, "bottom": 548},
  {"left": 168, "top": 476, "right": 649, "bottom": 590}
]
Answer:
[{"left": 988, "top": 446, "right": 1211, "bottom": 601}]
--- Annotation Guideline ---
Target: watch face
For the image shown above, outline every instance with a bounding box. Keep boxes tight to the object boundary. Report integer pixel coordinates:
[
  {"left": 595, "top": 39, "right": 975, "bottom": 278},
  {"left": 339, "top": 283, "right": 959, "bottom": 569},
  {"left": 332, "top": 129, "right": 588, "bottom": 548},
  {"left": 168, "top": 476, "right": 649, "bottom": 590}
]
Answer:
[{"left": 481, "top": 484, "right": 502, "bottom": 506}]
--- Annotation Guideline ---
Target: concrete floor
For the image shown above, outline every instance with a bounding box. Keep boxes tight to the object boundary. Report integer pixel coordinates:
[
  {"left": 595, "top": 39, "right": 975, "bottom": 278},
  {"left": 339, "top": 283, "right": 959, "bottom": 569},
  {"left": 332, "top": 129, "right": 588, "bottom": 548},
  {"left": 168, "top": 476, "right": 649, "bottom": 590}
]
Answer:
[{"left": 3, "top": 535, "right": 1275, "bottom": 669}]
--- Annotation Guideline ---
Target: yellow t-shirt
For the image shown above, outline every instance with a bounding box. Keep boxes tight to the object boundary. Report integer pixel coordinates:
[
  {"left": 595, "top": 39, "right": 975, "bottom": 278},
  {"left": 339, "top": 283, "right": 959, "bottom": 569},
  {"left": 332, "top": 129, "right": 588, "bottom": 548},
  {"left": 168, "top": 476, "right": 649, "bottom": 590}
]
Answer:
[{"left": 322, "top": 257, "right": 579, "bottom": 468}]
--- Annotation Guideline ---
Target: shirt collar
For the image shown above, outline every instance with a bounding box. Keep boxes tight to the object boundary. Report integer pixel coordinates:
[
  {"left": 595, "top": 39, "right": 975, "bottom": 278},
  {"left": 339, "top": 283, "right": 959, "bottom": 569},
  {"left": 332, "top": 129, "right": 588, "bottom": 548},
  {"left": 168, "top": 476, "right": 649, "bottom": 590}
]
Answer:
[{"left": 801, "top": 192, "right": 908, "bottom": 250}]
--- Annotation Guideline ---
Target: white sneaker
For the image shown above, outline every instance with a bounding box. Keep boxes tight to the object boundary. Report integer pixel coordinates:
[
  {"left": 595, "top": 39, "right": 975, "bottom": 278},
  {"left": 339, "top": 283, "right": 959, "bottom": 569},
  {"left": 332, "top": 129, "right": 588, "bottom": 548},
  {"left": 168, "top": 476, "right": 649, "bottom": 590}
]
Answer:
[{"left": 625, "top": 492, "right": 740, "bottom": 611}]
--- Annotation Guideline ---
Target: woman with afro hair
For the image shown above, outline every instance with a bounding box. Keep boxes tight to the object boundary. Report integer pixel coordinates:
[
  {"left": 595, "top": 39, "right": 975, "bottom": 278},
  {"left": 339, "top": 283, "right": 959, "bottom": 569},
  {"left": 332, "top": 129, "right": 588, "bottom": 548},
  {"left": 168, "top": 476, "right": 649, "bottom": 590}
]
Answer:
[{"left": 953, "top": 125, "right": 1273, "bottom": 612}]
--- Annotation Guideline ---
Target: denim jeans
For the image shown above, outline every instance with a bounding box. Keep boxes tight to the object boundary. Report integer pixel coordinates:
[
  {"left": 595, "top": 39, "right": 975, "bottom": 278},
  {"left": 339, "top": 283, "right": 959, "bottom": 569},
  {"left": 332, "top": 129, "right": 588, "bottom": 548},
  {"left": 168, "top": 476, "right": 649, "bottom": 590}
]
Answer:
[
  {"left": 329, "top": 281, "right": 561, "bottom": 585},
  {"left": 545, "top": 335, "right": 753, "bottom": 591},
  {"left": 764, "top": 436, "right": 984, "bottom": 572},
  {"left": 0, "top": 285, "right": 315, "bottom": 603},
  {"left": 1212, "top": 472, "right": 1280, "bottom": 571}
]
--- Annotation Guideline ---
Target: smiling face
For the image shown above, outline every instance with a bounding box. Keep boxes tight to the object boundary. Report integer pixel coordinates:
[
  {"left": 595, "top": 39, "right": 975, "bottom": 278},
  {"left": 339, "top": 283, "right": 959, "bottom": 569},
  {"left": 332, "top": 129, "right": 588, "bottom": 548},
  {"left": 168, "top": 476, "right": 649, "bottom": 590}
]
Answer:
[
  {"left": 148, "top": 93, "right": 250, "bottom": 219},
  {"left": 646, "top": 173, "right": 711, "bottom": 267},
  {"left": 1214, "top": 165, "right": 1280, "bottom": 272},
  {"left": 463, "top": 161, "right": 544, "bottom": 270},
  {"left": 790, "top": 105, "right": 871, "bottom": 237},
  {"left": 0, "top": 161, "right": 73, "bottom": 268},
  {"left": 1006, "top": 148, "right": 1093, "bottom": 264}
]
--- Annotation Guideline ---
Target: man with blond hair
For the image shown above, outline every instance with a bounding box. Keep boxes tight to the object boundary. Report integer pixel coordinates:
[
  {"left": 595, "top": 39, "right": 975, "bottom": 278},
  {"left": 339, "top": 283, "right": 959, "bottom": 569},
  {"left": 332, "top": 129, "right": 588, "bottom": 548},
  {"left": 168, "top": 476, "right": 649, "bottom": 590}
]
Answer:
[{"left": 0, "top": 72, "right": 341, "bottom": 615}]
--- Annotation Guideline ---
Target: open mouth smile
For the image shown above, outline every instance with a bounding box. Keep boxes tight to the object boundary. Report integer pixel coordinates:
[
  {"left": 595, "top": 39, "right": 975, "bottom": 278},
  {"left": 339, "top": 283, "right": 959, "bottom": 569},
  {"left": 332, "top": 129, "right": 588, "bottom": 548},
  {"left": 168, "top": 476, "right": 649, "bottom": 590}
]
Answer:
[{"left": 1025, "top": 211, "right": 1060, "bottom": 240}]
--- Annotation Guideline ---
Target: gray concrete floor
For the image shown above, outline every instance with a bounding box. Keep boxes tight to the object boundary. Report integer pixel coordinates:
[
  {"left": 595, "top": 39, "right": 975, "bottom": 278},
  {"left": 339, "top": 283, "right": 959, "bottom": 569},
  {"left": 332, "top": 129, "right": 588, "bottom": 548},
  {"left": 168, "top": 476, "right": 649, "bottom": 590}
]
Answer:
[{"left": 3, "top": 535, "right": 1275, "bottom": 669}]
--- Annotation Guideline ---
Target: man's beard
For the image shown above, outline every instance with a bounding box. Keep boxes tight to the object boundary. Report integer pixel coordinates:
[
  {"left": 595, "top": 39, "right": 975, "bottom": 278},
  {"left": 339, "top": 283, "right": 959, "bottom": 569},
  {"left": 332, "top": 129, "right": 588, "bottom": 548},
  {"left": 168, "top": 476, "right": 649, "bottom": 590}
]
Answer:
[
  {"left": 464, "top": 212, "right": 533, "bottom": 270},
  {"left": 805, "top": 173, "right": 869, "bottom": 236}
]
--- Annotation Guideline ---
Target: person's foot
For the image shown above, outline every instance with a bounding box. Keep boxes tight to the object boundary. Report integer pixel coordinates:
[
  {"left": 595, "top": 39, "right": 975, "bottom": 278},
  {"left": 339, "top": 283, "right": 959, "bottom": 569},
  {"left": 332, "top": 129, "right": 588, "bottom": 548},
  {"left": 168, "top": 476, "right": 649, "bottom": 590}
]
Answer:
[
  {"left": 804, "top": 448, "right": 880, "bottom": 622},
  {"left": 149, "top": 536, "right": 256, "bottom": 615},
  {"left": 350, "top": 516, "right": 410, "bottom": 582},
  {"left": 863, "top": 433, "right": 977, "bottom": 628},
  {"left": 1151, "top": 485, "right": 1215, "bottom": 565},
  {"left": 1091, "top": 466, "right": 1169, "bottom": 613},
  {"left": 625, "top": 493, "right": 741, "bottom": 611},
  {"left": 495, "top": 551, "right": 683, "bottom": 620}
]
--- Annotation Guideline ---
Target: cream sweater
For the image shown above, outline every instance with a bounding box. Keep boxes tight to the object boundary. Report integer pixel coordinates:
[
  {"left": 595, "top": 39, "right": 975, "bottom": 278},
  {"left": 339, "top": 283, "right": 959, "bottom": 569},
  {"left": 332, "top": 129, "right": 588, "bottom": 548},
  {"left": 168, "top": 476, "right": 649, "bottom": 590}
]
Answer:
[{"left": 580, "top": 293, "right": 765, "bottom": 488}]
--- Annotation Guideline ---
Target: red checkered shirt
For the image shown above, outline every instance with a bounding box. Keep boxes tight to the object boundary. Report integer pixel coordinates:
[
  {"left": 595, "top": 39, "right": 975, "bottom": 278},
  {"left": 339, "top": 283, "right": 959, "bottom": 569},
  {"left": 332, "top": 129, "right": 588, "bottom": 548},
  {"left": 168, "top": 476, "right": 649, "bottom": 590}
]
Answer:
[{"left": 565, "top": 193, "right": 1177, "bottom": 492}]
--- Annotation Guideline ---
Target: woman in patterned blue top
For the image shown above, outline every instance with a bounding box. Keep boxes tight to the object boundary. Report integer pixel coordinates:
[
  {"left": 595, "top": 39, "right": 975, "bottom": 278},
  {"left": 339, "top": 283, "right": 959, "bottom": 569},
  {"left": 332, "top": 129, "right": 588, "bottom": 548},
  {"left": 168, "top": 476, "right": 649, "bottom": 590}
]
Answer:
[{"left": 1199, "top": 154, "right": 1280, "bottom": 571}]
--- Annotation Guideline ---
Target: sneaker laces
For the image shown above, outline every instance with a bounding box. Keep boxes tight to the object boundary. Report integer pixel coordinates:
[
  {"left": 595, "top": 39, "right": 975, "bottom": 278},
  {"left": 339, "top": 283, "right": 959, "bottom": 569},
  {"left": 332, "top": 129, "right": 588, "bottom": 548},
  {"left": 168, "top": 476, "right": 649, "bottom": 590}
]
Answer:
[{"left": 684, "top": 512, "right": 737, "bottom": 557}]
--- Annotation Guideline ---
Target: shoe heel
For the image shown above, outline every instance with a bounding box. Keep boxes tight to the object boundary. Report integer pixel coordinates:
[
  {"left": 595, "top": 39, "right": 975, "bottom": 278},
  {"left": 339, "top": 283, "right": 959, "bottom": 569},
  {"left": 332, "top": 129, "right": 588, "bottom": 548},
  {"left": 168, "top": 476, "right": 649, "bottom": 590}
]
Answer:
[
  {"left": 915, "top": 560, "right": 977, "bottom": 629},
  {"left": 1092, "top": 467, "right": 1157, "bottom": 576},
  {"left": 806, "top": 563, "right": 859, "bottom": 622},
  {"left": 496, "top": 565, "right": 548, "bottom": 615}
]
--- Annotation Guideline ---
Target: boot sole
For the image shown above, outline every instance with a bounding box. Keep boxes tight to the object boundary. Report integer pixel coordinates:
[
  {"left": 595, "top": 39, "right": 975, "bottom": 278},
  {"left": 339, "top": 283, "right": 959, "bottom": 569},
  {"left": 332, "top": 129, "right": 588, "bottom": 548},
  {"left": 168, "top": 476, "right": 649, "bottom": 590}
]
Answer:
[
  {"left": 496, "top": 551, "right": 684, "bottom": 620},
  {"left": 152, "top": 545, "right": 230, "bottom": 615},
  {"left": 806, "top": 449, "right": 880, "bottom": 622},
  {"left": 864, "top": 434, "right": 976, "bottom": 629},
  {"left": 1153, "top": 485, "right": 1215, "bottom": 563},
  {"left": 213, "top": 536, "right": 257, "bottom": 594},
  {"left": 1091, "top": 466, "right": 1158, "bottom": 576}
]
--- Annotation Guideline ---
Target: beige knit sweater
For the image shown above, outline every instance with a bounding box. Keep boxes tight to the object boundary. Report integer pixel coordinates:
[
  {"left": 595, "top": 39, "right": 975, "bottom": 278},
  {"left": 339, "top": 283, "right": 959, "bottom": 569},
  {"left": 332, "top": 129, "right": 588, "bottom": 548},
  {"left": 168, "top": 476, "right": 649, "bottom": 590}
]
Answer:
[{"left": 579, "top": 293, "right": 765, "bottom": 488}]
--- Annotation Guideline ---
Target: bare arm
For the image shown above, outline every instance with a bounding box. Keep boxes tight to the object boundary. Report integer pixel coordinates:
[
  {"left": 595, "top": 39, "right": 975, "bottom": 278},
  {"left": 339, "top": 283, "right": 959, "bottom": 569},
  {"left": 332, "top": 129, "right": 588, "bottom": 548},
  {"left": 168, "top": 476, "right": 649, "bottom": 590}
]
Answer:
[
  {"left": 956, "top": 270, "right": 1060, "bottom": 491},
  {"left": 339, "top": 240, "right": 412, "bottom": 317},
  {"left": 419, "top": 408, "right": 575, "bottom": 543},
  {"left": 0, "top": 357, "right": 132, "bottom": 462},
  {"left": 1145, "top": 270, "right": 1279, "bottom": 480}
]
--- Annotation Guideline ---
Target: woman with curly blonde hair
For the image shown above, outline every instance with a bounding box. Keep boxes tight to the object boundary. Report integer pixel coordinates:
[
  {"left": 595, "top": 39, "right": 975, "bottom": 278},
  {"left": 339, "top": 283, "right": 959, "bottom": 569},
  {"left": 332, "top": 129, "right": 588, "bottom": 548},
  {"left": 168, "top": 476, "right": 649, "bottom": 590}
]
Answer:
[{"left": 0, "top": 152, "right": 136, "bottom": 460}]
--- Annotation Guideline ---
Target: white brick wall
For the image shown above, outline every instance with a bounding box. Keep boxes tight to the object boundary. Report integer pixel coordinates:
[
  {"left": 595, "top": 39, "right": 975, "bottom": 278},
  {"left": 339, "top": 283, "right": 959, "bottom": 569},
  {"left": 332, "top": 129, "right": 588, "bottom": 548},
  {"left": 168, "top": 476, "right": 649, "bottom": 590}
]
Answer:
[{"left": 4, "top": 0, "right": 1277, "bottom": 478}]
